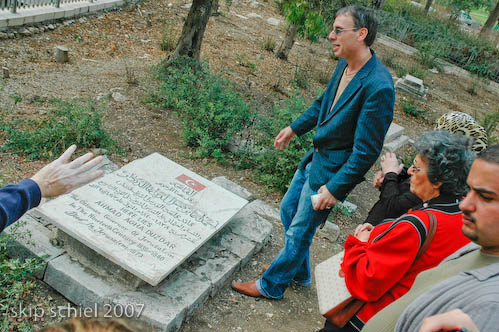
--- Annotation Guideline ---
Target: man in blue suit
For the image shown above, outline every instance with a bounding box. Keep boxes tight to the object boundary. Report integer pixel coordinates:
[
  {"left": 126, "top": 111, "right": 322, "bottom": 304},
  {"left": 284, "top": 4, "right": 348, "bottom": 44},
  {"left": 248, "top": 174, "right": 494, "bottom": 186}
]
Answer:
[{"left": 232, "top": 5, "right": 395, "bottom": 299}]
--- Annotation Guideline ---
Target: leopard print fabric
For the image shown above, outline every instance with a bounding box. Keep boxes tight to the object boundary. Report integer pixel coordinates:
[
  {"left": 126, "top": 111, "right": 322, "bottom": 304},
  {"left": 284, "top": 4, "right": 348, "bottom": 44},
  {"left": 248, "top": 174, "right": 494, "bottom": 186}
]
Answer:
[{"left": 435, "top": 112, "right": 488, "bottom": 152}]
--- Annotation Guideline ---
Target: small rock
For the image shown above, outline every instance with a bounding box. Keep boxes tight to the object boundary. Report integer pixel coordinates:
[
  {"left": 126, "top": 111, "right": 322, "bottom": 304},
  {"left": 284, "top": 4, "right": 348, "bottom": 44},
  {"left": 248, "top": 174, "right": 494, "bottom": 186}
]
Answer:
[
  {"left": 139, "top": 54, "right": 152, "bottom": 59},
  {"left": 250, "top": 0, "right": 263, "bottom": 8},
  {"left": 265, "top": 313, "right": 273, "bottom": 318},
  {"left": 79, "top": 17, "right": 87, "bottom": 23},
  {"left": 91, "top": 148, "right": 108, "bottom": 155},
  {"left": 168, "top": 3, "right": 173, "bottom": 7},
  {"left": 110, "top": 87, "right": 124, "bottom": 92},
  {"left": 48, "top": 24, "right": 56, "bottom": 30},
  {"left": 96, "top": 93, "right": 108, "bottom": 101},
  {"left": 247, "top": 13, "right": 263, "bottom": 20},
  {"left": 181, "top": 3, "right": 192, "bottom": 9},
  {"left": 111, "top": 92, "right": 128, "bottom": 102},
  {"left": 8, "top": 33, "right": 15, "bottom": 39},
  {"left": 0, "top": 32, "right": 7, "bottom": 39},
  {"left": 267, "top": 17, "right": 281, "bottom": 26},
  {"left": 429, "top": 67, "right": 439, "bottom": 73},
  {"left": 21, "top": 29, "right": 31, "bottom": 36}
]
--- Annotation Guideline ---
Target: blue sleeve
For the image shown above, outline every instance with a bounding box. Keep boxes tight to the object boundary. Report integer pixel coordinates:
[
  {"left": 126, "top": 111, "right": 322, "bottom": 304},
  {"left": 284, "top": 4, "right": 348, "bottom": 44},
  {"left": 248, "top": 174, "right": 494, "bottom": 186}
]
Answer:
[
  {"left": 326, "top": 85, "right": 394, "bottom": 200},
  {"left": 0, "top": 179, "right": 42, "bottom": 233},
  {"left": 290, "top": 91, "right": 325, "bottom": 136}
]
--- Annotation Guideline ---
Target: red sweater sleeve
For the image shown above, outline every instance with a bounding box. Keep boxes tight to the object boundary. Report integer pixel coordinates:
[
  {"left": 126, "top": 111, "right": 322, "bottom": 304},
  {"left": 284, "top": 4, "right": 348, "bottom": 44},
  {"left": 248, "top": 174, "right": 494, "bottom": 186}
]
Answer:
[{"left": 341, "top": 221, "right": 421, "bottom": 302}]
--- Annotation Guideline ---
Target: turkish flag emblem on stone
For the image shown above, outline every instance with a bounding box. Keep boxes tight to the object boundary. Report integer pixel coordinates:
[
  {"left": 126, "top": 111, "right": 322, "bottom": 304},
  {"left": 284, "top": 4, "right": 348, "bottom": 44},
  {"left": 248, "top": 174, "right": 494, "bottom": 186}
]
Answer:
[{"left": 176, "top": 174, "right": 206, "bottom": 192}]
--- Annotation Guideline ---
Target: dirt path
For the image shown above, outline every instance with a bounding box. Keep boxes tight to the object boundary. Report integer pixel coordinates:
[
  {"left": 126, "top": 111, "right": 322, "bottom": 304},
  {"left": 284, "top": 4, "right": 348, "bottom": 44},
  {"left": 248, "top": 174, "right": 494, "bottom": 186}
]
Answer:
[{"left": 0, "top": 0, "right": 497, "bottom": 331}]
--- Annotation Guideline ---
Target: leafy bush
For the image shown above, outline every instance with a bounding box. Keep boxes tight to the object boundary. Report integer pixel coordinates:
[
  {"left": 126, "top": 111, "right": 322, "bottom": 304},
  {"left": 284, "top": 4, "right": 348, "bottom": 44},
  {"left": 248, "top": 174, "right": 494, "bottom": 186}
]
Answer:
[
  {"left": 247, "top": 91, "right": 314, "bottom": 193},
  {"left": 152, "top": 56, "right": 253, "bottom": 161},
  {"left": 480, "top": 111, "right": 499, "bottom": 145},
  {"left": 160, "top": 24, "right": 177, "bottom": 52},
  {"left": 402, "top": 100, "right": 427, "bottom": 117},
  {"left": 1, "top": 100, "right": 117, "bottom": 160}
]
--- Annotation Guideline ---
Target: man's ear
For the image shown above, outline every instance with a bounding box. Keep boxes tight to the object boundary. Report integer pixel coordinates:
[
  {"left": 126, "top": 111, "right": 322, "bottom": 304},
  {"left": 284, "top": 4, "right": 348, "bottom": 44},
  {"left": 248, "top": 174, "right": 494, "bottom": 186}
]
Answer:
[{"left": 357, "top": 27, "right": 368, "bottom": 42}]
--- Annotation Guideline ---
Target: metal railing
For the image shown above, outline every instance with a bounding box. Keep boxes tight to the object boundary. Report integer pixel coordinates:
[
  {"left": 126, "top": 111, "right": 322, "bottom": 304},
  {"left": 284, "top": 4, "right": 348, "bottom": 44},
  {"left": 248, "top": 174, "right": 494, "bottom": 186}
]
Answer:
[{"left": 1, "top": 0, "right": 94, "bottom": 13}]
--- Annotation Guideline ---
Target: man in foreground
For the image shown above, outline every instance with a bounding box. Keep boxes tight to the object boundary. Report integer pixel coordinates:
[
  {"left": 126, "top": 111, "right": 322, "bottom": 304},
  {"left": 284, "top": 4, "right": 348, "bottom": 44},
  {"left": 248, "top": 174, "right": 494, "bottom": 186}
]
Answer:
[
  {"left": 232, "top": 5, "right": 394, "bottom": 299},
  {"left": 362, "top": 144, "right": 499, "bottom": 332}
]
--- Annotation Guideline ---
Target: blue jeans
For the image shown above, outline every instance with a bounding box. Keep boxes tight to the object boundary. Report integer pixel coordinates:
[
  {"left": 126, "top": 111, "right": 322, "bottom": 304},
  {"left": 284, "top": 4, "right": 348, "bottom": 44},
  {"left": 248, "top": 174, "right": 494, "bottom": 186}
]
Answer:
[{"left": 256, "top": 163, "right": 331, "bottom": 299}]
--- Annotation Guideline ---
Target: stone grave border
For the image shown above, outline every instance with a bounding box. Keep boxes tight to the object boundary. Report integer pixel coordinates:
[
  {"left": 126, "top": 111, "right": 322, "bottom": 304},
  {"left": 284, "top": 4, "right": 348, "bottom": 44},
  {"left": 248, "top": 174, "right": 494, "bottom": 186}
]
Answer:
[{"left": 3, "top": 158, "right": 275, "bottom": 331}]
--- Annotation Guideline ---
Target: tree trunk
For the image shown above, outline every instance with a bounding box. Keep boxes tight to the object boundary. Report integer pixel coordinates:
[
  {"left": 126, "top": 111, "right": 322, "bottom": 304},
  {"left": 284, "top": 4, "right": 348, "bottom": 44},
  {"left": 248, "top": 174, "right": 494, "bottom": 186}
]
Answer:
[
  {"left": 480, "top": 1, "right": 499, "bottom": 37},
  {"left": 171, "top": 0, "right": 214, "bottom": 62},
  {"left": 276, "top": 23, "right": 299, "bottom": 61},
  {"left": 424, "top": 0, "right": 433, "bottom": 12},
  {"left": 371, "top": 0, "right": 386, "bottom": 10}
]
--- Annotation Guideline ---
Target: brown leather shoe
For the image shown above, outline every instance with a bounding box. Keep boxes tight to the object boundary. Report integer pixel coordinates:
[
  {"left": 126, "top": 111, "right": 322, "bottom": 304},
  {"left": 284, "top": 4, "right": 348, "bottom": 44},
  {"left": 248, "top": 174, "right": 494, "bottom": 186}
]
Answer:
[{"left": 231, "top": 281, "right": 262, "bottom": 297}]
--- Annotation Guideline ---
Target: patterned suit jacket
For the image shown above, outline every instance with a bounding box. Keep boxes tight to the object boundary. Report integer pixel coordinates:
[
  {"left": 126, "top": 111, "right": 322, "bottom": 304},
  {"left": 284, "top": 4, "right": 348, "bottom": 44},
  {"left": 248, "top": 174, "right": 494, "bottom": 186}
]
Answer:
[{"left": 290, "top": 50, "right": 394, "bottom": 201}]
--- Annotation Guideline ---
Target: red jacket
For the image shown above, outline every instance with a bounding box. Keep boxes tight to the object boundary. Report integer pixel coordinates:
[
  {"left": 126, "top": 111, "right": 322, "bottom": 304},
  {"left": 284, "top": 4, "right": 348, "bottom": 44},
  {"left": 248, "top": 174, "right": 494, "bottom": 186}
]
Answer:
[{"left": 341, "top": 195, "right": 470, "bottom": 327}]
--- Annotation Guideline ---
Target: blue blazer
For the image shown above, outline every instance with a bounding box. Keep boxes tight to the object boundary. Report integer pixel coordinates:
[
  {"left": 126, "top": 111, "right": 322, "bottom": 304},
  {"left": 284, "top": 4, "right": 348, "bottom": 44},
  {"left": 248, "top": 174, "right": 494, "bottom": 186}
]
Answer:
[{"left": 290, "top": 51, "right": 394, "bottom": 201}]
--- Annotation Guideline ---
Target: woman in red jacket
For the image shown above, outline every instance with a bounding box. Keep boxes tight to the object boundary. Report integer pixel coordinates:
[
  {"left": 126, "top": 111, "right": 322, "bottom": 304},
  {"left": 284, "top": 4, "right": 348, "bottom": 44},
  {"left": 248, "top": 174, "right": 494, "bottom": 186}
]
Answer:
[{"left": 320, "top": 130, "right": 474, "bottom": 332}]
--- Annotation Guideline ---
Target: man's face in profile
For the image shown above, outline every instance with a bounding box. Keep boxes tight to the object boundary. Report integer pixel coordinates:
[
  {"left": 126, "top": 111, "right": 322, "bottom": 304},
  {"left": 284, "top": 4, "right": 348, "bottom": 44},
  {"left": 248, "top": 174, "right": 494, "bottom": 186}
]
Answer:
[{"left": 459, "top": 158, "right": 499, "bottom": 254}]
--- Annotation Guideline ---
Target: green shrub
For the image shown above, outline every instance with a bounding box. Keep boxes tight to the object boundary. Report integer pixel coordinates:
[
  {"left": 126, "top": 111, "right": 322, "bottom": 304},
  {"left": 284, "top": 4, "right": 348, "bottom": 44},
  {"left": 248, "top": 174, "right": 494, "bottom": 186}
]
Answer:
[
  {"left": 480, "top": 111, "right": 499, "bottom": 145},
  {"left": 235, "top": 53, "right": 257, "bottom": 73},
  {"left": 379, "top": 3, "right": 499, "bottom": 82},
  {"left": 248, "top": 91, "right": 314, "bottom": 193},
  {"left": 293, "top": 65, "right": 311, "bottom": 89},
  {"left": 152, "top": 56, "right": 253, "bottom": 161},
  {"left": 1, "top": 100, "right": 117, "bottom": 160},
  {"left": 0, "top": 225, "right": 45, "bottom": 331},
  {"left": 262, "top": 36, "right": 277, "bottom": 52},
  {"left": 402, "top": 100, "right": 427, "bottom": 117},
  {"left": 160, "top": 24, "right": 177, "bottom": 52}
]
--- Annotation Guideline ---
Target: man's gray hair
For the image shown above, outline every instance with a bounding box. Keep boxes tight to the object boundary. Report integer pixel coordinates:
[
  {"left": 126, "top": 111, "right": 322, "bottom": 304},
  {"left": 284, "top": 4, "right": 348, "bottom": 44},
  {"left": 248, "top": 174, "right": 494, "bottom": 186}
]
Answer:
[
  {"left": 414, "top": 130, "right": 475, "bottom": 196},
  {"left": 336, "top": 5, "right": 378, "bottom": 47}
]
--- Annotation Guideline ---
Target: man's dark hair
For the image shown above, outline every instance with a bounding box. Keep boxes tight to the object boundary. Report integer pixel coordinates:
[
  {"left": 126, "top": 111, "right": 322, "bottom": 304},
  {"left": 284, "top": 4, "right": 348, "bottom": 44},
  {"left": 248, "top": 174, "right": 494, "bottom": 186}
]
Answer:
[
  {"left": 477, "top": 144, "right": 499, "bottom": 164},
  {"left": 336, "top": 5, "right": 378, "bottom": 47}
]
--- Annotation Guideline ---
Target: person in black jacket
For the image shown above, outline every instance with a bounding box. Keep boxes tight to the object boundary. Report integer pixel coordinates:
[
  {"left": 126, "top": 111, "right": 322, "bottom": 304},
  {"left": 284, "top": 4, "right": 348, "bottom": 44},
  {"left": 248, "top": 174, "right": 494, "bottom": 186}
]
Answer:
[{"left": 366, "top": 152, "right": 421, "bottom": 226}]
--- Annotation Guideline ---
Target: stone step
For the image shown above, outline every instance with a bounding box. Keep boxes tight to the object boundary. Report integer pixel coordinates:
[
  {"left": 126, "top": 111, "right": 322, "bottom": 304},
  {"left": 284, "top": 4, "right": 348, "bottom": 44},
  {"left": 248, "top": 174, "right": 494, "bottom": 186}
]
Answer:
[
  {"left": 384, "top": 134, "right": 410, "bottom": 152},
  {"left": 384, "top": 122, "right": 405, "bottom": 144}
]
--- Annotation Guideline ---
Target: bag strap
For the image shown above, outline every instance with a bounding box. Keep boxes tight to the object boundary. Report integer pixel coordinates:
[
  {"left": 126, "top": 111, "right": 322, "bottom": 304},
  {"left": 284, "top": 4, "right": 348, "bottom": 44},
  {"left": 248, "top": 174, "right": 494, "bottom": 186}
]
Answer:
[
  {"left": 372, "top": 210, "right": 437, "bottom": 264},
  {"left": 414, "top": 210, "right": 437, "bottom": 263}
]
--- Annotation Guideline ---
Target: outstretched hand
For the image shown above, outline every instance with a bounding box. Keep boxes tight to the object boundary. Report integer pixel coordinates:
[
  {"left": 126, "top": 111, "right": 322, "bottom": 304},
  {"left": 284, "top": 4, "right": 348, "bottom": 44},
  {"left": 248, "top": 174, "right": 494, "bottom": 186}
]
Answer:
[
  {"left": 274, "top": 126, "right": 295, "bottom": 150},
  {"left": 31, "top": 145, "right": 104, "bottom": 198}
]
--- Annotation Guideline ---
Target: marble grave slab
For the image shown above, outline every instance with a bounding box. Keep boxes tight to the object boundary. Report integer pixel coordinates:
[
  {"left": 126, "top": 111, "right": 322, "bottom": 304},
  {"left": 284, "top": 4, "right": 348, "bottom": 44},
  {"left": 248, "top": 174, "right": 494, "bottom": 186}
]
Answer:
[{"left": 37, "top": 153, "right": 248, "bottom": 286}]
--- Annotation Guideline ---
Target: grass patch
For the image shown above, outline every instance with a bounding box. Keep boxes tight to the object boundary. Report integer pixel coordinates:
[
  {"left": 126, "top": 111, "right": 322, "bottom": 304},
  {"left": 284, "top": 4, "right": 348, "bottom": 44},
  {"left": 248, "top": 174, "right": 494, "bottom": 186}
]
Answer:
[
  {"left": 1, "top": 100, "right": 118, "bottom": 160},
  {"left": 150, "top": 56, "right": 253, "bottom": 161},
  {"left": 159, "top": 23, "right": 177, "bottom": 52},
  {"left": 402, "top": 100, "right": 427, "bottom": 117},
  {"left": 379, "top": 2, "right": 499, "bottom": 82},
  {"left": 0, "top": 224, "right": 46, "bottom": 331},
  {"left": 262, "top": 36, "right": 277, "bottom": 52},
  {"left": 246, "top": 91, "right": 314, "bottom": 193}
]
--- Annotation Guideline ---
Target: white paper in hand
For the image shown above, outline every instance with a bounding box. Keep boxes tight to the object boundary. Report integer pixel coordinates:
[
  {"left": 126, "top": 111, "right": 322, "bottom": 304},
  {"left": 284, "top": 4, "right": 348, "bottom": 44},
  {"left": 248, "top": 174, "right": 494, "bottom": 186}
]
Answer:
[{"left": 315, "top": 250, "right": 352, "bottom": 315}]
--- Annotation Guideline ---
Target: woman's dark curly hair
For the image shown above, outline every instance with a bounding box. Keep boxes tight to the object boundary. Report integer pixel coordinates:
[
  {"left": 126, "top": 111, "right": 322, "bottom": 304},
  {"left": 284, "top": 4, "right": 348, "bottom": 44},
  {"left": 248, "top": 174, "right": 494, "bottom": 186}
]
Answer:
[{"left": 414, "top": 130, "right": 475, "bottom": 196}]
